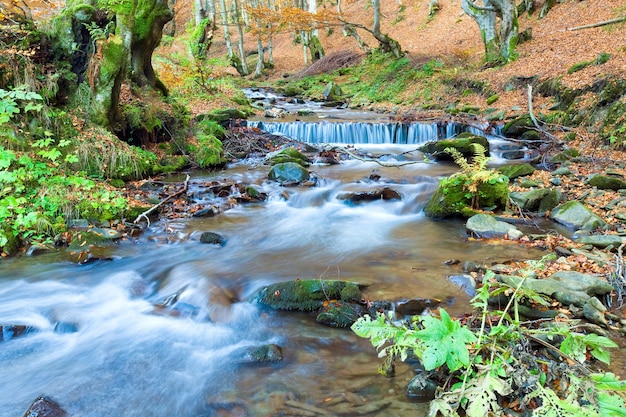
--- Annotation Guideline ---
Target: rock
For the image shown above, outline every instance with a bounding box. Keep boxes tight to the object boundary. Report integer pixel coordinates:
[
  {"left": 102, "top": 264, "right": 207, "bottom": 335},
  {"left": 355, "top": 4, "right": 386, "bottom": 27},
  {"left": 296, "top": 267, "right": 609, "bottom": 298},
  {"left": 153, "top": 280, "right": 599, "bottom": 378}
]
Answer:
[
  {"left": 500, "top": 271, "right": 614, "bottom": 307},
  {"left": 197, "top": 108, "right": 250, "bottom": 123},
  {"left": 336, "top": 187, "right": 402, "bottom": 204},
  {"left": 53, "top": 322, "right": 79, "bottom": 334},
  {"left": 406, "top": 372, "right": 437, "bottom": 403},
  {"left": 574, "top": 234, "right": 626, "bottom": 249},
  {"left": 263, "top": 107, "right": 286, "bottom": 118},
  {"left": 395, "top": 298, "right": 440, "bottom": 316},
  {"left": 582, "top": 298, "right": 608, "bottom": 327},
  {"left": 501, "top": 115, "right": 534, "bottom": 137},
  {"left": 552, "top": 167, "right": 572, "bottom": 176},
  {"left": 509, "top": 188, "right": 561, "bottom": 214},
  {"left": 199, "top": 231, "right": 226, "bottom": 246},
  {"left": 466, "top": 214, "right": 523, "bottom": 240},
  {"left": 266, "top": 147, "right": 310, "bottom": 166},
  {"left": 268, "top": 162, "right": 310, "bottom": 185},
  {"left": 549, "top": 201, "right": 608, "bottom": 231},
  {"left": 192, "top": 206, "right": 217, "bottom": 217},
  {"left": 68, "top": 227, "right": 122, "bottom": 250},
  {"left": 242, "top": 344, "right": 284, "bottom": 363},
  {"left": 419, "top": 132, "right": 490, "bottom": 161},
  {"left": 587, "top": 174, "right": 626, "bottom": 191},
  {"left": 316, "top": 302, "right": 366, "bottom": 327},
  {"left": 23, "top": 396, "right": 67, "bottom": 417},
  {"left": 256, "top": 279, "right": 361, "bottom": 311},
  {"left": 447, "top": 274, "right": 476, "bottom": 296},
  {"left": 26, "top": 244, "right": 53, "bottom": 257},
  {"left": 498, "top": 163, "right": 536, "bottom": 179},
  {"left": 323, "top": 81, "right": 343, "bottom": 102},
  {"left": 1, "top": 325, "right": 37, "bottom": 342}
]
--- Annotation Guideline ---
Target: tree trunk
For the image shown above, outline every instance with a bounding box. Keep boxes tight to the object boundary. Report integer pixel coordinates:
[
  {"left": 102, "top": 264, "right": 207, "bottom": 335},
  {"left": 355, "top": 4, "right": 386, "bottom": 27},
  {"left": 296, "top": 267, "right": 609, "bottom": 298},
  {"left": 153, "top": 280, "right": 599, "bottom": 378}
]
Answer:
[
  {"left": 462, "top": 0, "right": 518, "bottom": 63},
  {"left": 126, "top": 0, "right": 173, "bottom": 95},
  {"left": 218, "top": 0, "right": 233, "bottom": 57},
  {"left": 233, "top": 0, "right": 249, "bottom": 75}
]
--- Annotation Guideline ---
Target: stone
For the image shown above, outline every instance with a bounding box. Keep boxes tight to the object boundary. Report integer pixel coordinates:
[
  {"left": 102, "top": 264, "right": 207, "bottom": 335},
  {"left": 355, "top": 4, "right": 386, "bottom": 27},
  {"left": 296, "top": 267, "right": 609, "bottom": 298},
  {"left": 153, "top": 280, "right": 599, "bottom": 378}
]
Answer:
[
  {"left": 323, "top": 81, "right": 343, "bottom": 102},
  {"left": 406, "top": 372, "right": 437, "bottom": 403},
  {"left": 587, "top": 174, "right": 626, "bottom": 191},
  {"left": 199, "top": 231, "right": 226, "bottom": 246},
  {"left": 574, "top": 234, "right": 626, "bottom": 249},
  {"left": 498, "top": 163, "right": 536, "bottom": 179},
  {"left": 466, "top": 214, "right": 523, "bottom": 240},
  {"left": 419, "top": 132, "right": 490, "bottom": 161},
  {"left": 266, "top": 147, "right": 310, "bottom": 166},
  {"left": 500, "top": 271, "right": 614, "bottom": 307},
  {"left": 268, "top": 162, "right": 310, "bottom": 185},
  {"left": 336, "top": 187, "right": 402, "bottom": 204},
  {"left": 509, "top": 188, "right": 561, "bottom": 214},
  {"left": 256, "top": 279, "right": 362, "bottom": 311},
  {"left": 23, "top": 396, "right": 67, "bottom": 417},
  {"left": 447, "top": 274, "right": 476, "bottom": 296},
  {"left": 1, "top": 325, "right": 37, "bottom": 342},
  {"left": 242, "top": 344, "right": 283, "bottom": 363},
  {"left": 549, "top": 201, "right": 608, "bottom": 231},
  {"left": 263, "top": 107, "right": 286, "bottom": 118}
]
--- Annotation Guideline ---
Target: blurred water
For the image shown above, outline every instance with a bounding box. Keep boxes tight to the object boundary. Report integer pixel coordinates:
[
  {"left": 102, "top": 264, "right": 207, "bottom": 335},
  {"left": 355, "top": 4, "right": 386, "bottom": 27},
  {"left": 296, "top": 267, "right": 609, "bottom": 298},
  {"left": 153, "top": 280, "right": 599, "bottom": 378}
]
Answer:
[{"left": 0, "top": 145, "right": 545, "bottom": 416}]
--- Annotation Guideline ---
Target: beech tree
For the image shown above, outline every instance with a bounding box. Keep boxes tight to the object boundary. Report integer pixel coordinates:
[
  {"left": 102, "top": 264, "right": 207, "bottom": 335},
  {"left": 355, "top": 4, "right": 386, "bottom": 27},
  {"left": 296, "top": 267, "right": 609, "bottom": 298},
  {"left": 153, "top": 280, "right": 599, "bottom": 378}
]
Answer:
[
  {"left": 461, "top": 0, "right": 519, "bottom": 63},
  {"left": 51, "top": 0, "right": 173, "bottom": 128}
]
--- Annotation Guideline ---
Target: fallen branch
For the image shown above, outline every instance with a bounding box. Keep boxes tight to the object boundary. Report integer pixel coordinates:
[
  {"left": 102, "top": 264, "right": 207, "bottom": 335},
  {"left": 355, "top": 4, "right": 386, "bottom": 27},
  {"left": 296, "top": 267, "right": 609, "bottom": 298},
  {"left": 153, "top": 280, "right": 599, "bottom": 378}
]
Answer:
[
  {"left": 133, "top": 174, "right": 190, "bottom": 227},
  {"left": 527, "top": 84, "right": 560, "bottom": 145},
  {"left": 327, "top": 145, "right": 427, "bottom": 167},
  {"left": 568, "top": 16, "right": 626, "bottom": 31}
]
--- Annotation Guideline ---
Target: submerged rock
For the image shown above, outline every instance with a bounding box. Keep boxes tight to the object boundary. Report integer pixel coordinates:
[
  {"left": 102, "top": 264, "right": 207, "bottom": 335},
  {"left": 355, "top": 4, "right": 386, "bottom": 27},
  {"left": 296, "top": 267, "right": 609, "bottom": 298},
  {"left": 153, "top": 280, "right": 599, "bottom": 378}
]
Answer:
[
  {"left": 1, "top": 325, "right": 37, "bottom": 342},
  {"left": 406, "top": 372, "right": 437, "bottom": 403},
  {"left": 23, "top": 396, "right": 67, "bottom": 417},
  {"left": 242, "top": 344, "right": 284, "bottom": 363}
]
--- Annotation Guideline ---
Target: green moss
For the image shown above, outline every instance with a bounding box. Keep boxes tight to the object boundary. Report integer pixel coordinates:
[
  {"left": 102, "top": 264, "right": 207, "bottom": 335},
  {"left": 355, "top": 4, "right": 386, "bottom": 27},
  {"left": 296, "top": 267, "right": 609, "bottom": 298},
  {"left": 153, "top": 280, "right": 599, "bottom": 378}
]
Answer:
[
  {"left": 257, "top": 279, "right": 361, "bottom": 311},
  {"left": 486, "top": 95, "right": 499, "bottom": 105},
  {"left": 567, "top": 60, "right": 593, "bottom": 74}
]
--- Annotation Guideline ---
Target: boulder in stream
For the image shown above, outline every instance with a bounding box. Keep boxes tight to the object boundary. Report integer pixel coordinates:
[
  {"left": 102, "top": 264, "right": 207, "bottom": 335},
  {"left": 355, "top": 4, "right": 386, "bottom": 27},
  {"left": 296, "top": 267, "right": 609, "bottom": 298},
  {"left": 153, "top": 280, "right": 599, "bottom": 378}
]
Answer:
[
  {"left": 418, "top": 132, "right": 490, "bottom": 161},
  {"left": 509, "top": 188, "right": 561, "bottom": 214},
  {"left": 256, "top": 279, "right": 362, "bottom": 311},
  {"left": 199, "top": 231, "right": 226, "bottom": 246},
  {"left": 466, "top": 214, "right": 523, "bottom": 240},
  {"left": 23, "top": 396, "right": 67, "bottom": 417},
  {"left": 1, "top": 325, "right": 37, "bottom": 342},
  {"left": 268, "top": 162, "right": 310, "bottom": 185},
  {"left": 336, "top": 187, "right": 402, "bottom": 204}
]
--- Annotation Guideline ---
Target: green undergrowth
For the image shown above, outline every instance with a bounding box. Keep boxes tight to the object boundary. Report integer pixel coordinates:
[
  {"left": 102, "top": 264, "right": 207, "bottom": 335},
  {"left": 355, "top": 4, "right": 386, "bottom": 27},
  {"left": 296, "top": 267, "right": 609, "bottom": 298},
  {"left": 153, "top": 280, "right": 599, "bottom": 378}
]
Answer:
[{"left": 352, "top": 255, "right": 626, "bottom": 417}]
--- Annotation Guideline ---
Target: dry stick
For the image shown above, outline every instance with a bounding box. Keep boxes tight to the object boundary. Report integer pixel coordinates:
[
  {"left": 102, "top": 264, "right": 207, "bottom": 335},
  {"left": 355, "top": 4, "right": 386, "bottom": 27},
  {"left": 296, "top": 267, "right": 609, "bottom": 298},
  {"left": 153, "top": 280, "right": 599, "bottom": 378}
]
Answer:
[
  {"left": 133, "top": 174, "right": 190, "bottom": 227},
  {"left": 568, "top": 16, "right": 626, "bottom": 31}
]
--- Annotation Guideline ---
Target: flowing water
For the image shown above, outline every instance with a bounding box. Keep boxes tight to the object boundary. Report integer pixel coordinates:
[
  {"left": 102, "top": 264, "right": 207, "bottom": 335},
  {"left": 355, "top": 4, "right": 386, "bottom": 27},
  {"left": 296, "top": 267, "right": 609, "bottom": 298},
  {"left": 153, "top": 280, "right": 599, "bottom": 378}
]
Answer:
[{"left": 0, "top": 93, "right": 562, "bottom": 416}]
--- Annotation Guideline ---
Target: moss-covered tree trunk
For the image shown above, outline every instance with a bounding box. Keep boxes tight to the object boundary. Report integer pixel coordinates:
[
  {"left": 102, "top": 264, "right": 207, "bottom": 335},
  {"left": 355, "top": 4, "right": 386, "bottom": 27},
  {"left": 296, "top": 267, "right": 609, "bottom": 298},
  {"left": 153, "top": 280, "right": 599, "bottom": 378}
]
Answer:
[
  {"left": 461, "top": 0, "right": 518, "bottom": 63},
  {"left": 126, "top": 0, "right": 173, "bottom": 95},
  {"left": 51, "top": 0, "right": 172, "bottom": 129}
]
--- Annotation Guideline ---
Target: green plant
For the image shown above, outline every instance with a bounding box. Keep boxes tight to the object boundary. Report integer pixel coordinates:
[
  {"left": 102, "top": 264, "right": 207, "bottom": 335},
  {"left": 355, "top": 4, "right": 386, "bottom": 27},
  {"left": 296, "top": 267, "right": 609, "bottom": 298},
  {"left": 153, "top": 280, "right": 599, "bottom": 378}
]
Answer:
[{"left": 352, "top": 256, "right": 626, "bottom": 417}]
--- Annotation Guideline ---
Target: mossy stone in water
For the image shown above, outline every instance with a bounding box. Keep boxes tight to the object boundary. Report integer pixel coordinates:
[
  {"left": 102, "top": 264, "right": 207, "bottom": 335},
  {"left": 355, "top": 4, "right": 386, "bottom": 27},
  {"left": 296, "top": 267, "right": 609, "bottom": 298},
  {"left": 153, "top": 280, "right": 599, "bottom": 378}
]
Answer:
[
  {"left": 267, "top": 147, "right": 310, "bottom": 166},
  {"left": 419, "top": 133, "right": 489, "bottom": 161},
  {"left": 257, "top": 279, "right": 362, "bottom": 311}
]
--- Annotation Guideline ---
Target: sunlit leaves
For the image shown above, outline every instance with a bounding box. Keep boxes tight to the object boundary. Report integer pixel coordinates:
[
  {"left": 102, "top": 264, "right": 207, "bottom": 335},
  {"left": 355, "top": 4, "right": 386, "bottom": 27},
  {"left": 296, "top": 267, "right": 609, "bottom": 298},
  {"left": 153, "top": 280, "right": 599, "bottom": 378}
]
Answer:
[{"left": 560, "top": 332, "right": 618, "bottom": 365}]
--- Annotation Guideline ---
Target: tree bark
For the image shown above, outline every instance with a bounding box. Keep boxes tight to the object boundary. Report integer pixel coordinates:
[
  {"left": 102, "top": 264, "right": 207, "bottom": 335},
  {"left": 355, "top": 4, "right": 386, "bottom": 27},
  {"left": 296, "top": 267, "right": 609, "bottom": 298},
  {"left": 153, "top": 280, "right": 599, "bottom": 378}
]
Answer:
[{"left": 462, "top": 0, "right": 518, "bottom": 63}]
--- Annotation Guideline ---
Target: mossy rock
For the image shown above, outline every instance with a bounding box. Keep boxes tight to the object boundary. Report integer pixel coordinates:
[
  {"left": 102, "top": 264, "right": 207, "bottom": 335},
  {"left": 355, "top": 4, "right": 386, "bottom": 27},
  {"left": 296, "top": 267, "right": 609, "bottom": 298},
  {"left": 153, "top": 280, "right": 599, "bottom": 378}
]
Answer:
[
  {"left": 256, "top": 279, "right": 362, "bottom": 311},
  {"left": 502, "top": 115, "right": 535, "bottom": 137},
  {"left": 316, "top": 302, "right": 364, "bottom": 328},
  {"left": 549, "top": 201, "right": 608, "bottom": 231},
  {"left": 587, "top": 174, "right": 626, "bottom": 191},
  {"left": 551, "top": 148, "right": 580, "bottom": 163},
  {"left": 510, "top": 188, "right": 561, "bottom": 214},
  {"left": 268, "top": 162, "right": 310, "bottom": 184},
  {"left": 198, "top": 108, "right": 250, "bottom": 123},
  {"left": 419, "top": 132, "right": 489, "bottom": 161},
  {"left": 498, "top": 163, "right": 536, "bottom": 179},
  {"left": 267, "top": 147, "right": 310, "bottom": 166},
  {"left": 1, "top": 226, "right": 20, "bottom": 256},
  {"left": 424, "top": 173, "right": 509, "bottom": 218}
]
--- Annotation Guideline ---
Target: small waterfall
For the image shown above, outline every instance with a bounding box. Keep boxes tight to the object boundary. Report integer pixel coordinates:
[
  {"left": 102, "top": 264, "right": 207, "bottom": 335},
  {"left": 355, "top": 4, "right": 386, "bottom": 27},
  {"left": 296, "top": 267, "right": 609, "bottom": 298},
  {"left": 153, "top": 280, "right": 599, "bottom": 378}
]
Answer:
[{"left": 247, "top": 120, "right": 488, "bottom": 145}]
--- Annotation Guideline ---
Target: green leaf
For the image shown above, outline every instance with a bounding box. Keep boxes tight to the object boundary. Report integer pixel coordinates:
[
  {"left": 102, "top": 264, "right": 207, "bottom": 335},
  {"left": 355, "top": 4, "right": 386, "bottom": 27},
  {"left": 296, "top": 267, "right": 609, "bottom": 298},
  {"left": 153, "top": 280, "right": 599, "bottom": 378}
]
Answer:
[
  {"left": 463, "top": 371, "right": 512, "bottom": 417},
  {"left": 598, "top": 392, "right": 626, "bottom": 417},
  {"left": 416, "top": 309, "right": 476, "bottom": 371},
  {"left": 592, "top": 373, "right": 626, "bottom": 391}
]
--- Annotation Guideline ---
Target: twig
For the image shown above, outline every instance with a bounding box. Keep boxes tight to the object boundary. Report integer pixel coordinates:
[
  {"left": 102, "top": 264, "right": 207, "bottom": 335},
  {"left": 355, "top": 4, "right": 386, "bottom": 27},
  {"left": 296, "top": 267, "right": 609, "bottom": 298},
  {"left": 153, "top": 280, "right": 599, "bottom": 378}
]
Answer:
[
  {"left": 133, "top": 174, "right": 190, "bottom": 227},
  {"left": 527, "top": 84, "right": 560, "bottom": 145},
  {"left": 568, "top": 16, "right": 626, "bottom": 31}
]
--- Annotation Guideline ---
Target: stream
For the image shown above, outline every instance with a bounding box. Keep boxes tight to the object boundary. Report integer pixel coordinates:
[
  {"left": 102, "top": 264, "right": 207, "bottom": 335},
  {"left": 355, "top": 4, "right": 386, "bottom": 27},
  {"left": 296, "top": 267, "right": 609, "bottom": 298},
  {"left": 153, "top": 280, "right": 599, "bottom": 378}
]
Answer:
[{"left": 0, "top": 91, "right": 561, "bottom": 416}]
